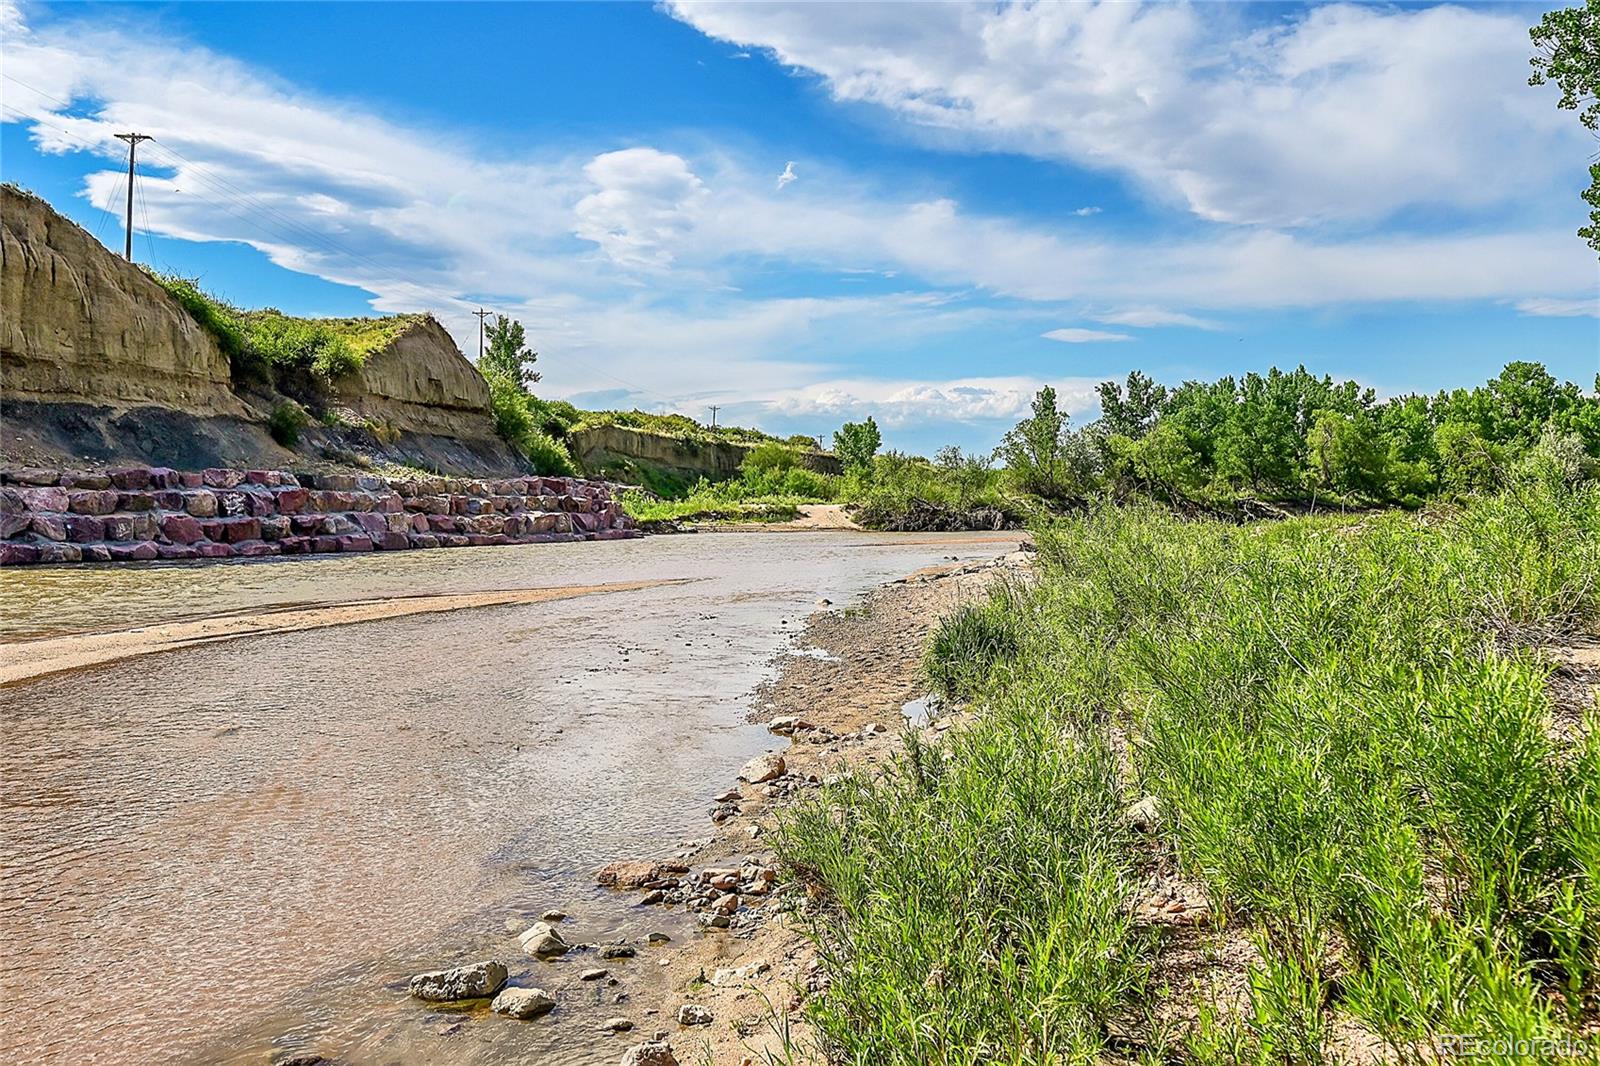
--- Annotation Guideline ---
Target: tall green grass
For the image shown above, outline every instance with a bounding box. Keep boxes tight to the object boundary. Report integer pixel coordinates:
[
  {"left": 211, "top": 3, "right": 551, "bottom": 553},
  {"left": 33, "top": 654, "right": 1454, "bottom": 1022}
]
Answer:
[{"left": 777, "top": 472, "right": 1599, "bottom": 1063}]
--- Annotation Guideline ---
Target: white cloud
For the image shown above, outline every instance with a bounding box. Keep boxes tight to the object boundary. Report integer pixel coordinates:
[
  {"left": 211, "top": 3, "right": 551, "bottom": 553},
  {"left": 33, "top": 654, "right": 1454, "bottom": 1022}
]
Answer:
[
  {"left": 1089, "top": 308, "right": 1223, "bottom": 330},
  {"left": 2, "top": 0, "right": 1592, "bottom": 452},
  {"left": 776, "top": 161, "right": 797, "bottom": 190},
  {"left": 764, "top": 375, "right": 1095, "bottom": 427},
  {"left": 667, "top": 1, "right": 1581, "bottom": 227},
  {"left": 1516, "top": 297, "right": 1599, "bottom": 318},
  {"left": 1043, "top": 327, "right": 1133, "bottom": 344},
  {"left": 1071, "top": 207, "right": 1101, "bottom": 217},
  {"left": 573, "top": 148, "right": 709, "bottom": 269}
]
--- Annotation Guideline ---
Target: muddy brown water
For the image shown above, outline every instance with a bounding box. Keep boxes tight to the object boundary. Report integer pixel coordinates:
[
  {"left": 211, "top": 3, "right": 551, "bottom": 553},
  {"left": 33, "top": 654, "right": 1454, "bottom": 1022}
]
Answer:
[{"left": 0, "top": 532, "right": 1014, "bottom": 1064}]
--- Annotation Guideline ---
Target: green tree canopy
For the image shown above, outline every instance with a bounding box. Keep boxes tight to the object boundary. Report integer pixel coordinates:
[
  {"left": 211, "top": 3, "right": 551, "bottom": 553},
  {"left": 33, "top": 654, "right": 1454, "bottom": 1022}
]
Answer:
[
  {"left": 1530, "top": 0, "right": 1600, "bottom": 253},
  {"left": 833, "top": 417, "right": 883, "bottom": 473},
  {"left": 480, "top": 315, "right": 541, "bottom": 391}
]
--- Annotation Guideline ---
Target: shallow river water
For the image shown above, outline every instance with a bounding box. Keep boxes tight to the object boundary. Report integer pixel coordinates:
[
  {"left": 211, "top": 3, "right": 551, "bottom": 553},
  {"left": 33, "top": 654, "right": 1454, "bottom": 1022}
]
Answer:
[{"left": 0, "top": 532, "right": 1009, "bottom": 1064}]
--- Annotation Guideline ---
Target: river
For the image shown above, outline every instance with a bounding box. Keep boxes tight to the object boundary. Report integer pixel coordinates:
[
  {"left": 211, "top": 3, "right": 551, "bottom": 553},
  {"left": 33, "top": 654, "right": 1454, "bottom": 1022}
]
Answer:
[{"left": 0, "top": 531, "right": 1012, "bottom": 1064}]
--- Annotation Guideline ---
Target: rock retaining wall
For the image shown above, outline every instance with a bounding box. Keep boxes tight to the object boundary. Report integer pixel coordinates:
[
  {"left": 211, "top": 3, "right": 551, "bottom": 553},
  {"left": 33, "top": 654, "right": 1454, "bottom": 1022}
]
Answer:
[{"left": 0, "top": 465, "right": 637, "bottom": 565}]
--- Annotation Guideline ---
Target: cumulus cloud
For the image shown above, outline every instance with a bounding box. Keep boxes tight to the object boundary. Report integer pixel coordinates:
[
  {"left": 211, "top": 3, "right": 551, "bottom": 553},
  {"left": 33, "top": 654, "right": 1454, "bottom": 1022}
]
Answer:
[
  {"left": 776, "top": 161, "right": 797, "bottom": 190},
  {"left": 1043, "top": 327, "right": 1133, "bottom": 344},
  {"left": 574, "top": 148, "right": 708, "bottom": 269},
  {"left": 1516, "top": 297, "right": 1599, "bottom": 318},
  {"left": 667, "top": 1, "right": 1581, "bottom": 227}
]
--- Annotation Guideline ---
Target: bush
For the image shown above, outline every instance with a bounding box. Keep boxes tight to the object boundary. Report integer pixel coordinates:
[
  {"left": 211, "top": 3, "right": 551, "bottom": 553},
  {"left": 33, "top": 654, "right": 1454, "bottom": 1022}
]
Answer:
[
  {"left": 267, "top": 400, "right": 310, "bottom": 447},
  {"left": 486, "top": 371, "right": 575, "bottom": 475},
  {"left": 243, "top": 312, "right": 358, "bottom": 383},
  {"left": 148, "top": 273, "right": 260, "bottom": 380}
]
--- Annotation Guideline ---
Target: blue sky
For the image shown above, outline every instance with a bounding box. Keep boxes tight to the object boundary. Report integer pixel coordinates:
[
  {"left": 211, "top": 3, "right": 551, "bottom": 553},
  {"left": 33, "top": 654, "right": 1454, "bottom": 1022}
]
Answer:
[{"left": 2, "top": 0, "right": 1596, "bottom": 454}]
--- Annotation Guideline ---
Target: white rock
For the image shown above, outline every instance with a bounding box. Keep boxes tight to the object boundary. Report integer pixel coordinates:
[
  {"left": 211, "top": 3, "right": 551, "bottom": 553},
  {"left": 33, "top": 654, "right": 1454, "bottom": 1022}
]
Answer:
[
  {"left": 620, "top": 1041, "right": 679, "bottom": 1066},
  {"left": 711, "top": 960, "right": 770, "bottom": 986},
  {"left": 677, "top": 1003, "right": 713, "bottom": 1026},
  {"left": 491, "top": 985, "right": 556, "bottom": 1019},
  {"left": 409, "top": 960, "right": 508, "bottom": 1001},
  {"left": 518, "top": 922, "right": 570, "bottom": 957},
  {"left": 739, "top": 752, "right": 785, "bottom": 783}
]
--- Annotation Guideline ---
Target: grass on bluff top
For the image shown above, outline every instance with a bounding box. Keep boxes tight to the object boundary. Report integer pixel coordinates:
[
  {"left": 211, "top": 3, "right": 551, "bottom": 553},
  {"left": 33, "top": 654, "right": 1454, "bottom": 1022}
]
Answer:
[
  {"left": 149, "top": 272, "right": 422, "bottom": 389},
  {"left": 573, "top": 408, "right": 821, "bottom": 451},
  {"left": 777, "top": 467, "right": 1599, "bottom": 1064}
]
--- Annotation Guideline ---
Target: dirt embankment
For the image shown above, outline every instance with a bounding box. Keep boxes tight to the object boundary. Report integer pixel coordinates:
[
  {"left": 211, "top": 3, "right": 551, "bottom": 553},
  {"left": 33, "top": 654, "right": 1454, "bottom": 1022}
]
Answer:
[
  {"left": 1, "top": 185, "right": 522, "bottom": 476},
  {"left": 586, "top": 542, "right": 1031, "bottom": 1065}
]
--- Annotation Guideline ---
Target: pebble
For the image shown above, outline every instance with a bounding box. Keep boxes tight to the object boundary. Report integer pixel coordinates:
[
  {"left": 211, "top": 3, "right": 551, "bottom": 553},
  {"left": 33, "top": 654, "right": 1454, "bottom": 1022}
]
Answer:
[
  {"left": 541, "top": 909, "right": 568, "bottom": 922},
  {"left": 620, "top": 1041, "right": 679, "bottom": 1066},
  {"left": 603, "top": 1017, "right": 634, "bottom": 1032},
  {"left": 581, "top": 968, "right": 610, "bottom": 981},
  {"left": 647, "top": 932, "right": 672, "bottom": 944},
  {"left": 677, "top": 1004, "right": 713, "bottom": 1026}
]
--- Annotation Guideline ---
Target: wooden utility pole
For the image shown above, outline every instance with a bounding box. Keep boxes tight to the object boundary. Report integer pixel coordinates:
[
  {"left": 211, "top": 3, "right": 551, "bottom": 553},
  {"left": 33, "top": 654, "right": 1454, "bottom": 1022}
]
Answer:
[
  {"left": 708, "top": 405, "right": 721, "bottom": 429},
  {"left": 472, "top": 308, "right": 492, "bottom": 360},
  {"left": 113, "top": 132, "right": 152, "bottom": 262}
]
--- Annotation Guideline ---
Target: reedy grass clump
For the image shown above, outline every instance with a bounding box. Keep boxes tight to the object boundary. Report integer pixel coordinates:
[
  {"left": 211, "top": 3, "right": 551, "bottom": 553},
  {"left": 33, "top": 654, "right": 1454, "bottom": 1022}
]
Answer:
[{"left": 779, "top": 472, "right": 1599, "bottom": 1063}]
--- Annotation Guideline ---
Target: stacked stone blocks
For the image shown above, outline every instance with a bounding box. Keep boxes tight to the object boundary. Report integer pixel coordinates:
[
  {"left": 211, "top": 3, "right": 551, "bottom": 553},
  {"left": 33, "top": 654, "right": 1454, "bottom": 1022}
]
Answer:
[{"left": 0, "top": 465, "right": 636, "bottom": 565}]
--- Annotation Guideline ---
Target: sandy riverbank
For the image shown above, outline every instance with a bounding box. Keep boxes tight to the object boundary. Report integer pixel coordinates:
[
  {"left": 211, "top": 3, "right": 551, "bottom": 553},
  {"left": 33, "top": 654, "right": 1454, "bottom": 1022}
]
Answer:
[
  {"left": 0, "top": 578, "right": 693, "bottom": 687},
  {"left": 582, "top": 544, "right": 1031, "bottom": 1065}
]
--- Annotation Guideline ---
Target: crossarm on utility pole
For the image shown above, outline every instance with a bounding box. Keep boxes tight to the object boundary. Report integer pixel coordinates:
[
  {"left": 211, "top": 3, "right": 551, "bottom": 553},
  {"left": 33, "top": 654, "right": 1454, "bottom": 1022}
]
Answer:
[{"left": 113, "top": 133, "right": 152, "bottom": 262}]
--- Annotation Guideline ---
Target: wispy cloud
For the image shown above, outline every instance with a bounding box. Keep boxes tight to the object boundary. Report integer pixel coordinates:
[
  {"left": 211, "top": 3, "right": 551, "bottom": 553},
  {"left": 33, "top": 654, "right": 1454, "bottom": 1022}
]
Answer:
[
  {"left": 1071, "top": 206, "right": 1101, "bottom": 217},
  {"left": 1515, "top": 297, "right": 1599, "bottom": 318},
  {"left": 1043, "top": 327, "right": 1133, "bottom": 344},
  {"left": 776, "top": 161, "right": 797, "bottom": 190},
  {"left": 1089, "top": 308, "right": 1223, "bottom": 330}
]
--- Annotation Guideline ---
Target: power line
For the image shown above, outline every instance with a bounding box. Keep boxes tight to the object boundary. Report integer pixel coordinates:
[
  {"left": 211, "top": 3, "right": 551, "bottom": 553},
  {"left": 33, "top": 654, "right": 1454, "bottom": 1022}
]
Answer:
[{"left": 1, "top": 73, "right": 685, "bottom": 410}]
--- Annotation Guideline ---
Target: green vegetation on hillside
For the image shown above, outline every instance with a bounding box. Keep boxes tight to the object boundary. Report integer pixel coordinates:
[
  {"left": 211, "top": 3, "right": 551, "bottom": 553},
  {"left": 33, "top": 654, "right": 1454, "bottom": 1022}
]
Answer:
[
  {"left": 149, "top": 272, "right": 421, "bottom": 399},
  {"left": 478, "top": 315, "right": 575, "bottom": 475},
  {"left": 779, "top": 468, "right": 1600, "bottom": 1063},
  {"left": 572, "top": 407, "right": 820, "bottom": 450}
]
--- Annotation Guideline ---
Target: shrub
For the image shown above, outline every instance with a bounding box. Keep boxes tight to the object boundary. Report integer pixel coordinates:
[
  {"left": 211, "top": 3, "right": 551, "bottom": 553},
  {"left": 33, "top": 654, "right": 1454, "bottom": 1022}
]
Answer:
[
  {"left": 148, "top": 273, "right": 261, "bottom": 380},
  {"left": 486, "top": 371, "right": 575, "bottom": 475},
  {"left": 267, "top": 400, "right": 310, "bottom": 447}
]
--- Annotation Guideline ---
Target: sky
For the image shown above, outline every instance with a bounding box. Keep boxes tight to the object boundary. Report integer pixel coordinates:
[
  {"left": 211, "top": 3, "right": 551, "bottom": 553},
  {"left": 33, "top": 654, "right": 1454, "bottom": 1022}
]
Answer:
[{"left": 2, "top": 0, "right": 1596, "bottom": 454}]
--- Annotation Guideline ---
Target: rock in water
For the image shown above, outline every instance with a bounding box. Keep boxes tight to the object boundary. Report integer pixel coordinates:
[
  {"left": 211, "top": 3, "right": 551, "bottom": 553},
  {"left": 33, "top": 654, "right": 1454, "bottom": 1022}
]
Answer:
[
  {"left": 408, "top": 960, "right": 508, "bottom": 1001},
  {"left": 603, "top": 1016, "right": 634, "bottom": 1032},
  {"left": 517, "top": 921, "right": 570, "bottom": 957},
  {"left": 620, "top": 1041, "right": 679, "bottom": 1066},
  {"left": 491, "top": 986, "right": 556, "bottom": 1020},
  {"left": 596, "top": 859, "right": 687, "bottom": 888},
  {"left": 676, "top": 1003, "right": 713, "bottom": 1026},
  {"left": 739, "top": 752, "right": 785, "bottom": 783}
]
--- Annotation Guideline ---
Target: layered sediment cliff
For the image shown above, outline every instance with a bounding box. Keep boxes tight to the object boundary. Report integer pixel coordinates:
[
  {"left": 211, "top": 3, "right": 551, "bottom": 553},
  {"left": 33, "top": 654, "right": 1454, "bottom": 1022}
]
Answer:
[
  {"left": 0, "top": 185, "right": 521, "bottom": 475},
  {"left": 1, "top": 186, "right": 244, "bottom": 416}
]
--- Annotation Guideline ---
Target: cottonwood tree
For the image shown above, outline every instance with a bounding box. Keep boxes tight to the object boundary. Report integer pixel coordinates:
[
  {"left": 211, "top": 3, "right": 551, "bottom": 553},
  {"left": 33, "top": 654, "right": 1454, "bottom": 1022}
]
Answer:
[
  {"left": 481, "top": 315, "right": 541, "bottom": 391},
  {"left": 833, "top": 417, "right": 882, "bottom": 473},
  {"left": 1531, "top": 0, "right": 1600, "bottom": 253}
]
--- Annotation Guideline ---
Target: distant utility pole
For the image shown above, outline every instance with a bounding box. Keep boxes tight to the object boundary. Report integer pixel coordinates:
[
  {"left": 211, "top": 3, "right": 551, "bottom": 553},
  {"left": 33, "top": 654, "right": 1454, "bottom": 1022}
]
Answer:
[
  {"left": 113, "top": 132, "right": 152, "bottom": 262},
  {"left": 708, "top": 405, "right": 721, "bottom": 429},
  {"left": 472, "top": 308, "right": 492, "bottom": 360}
]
